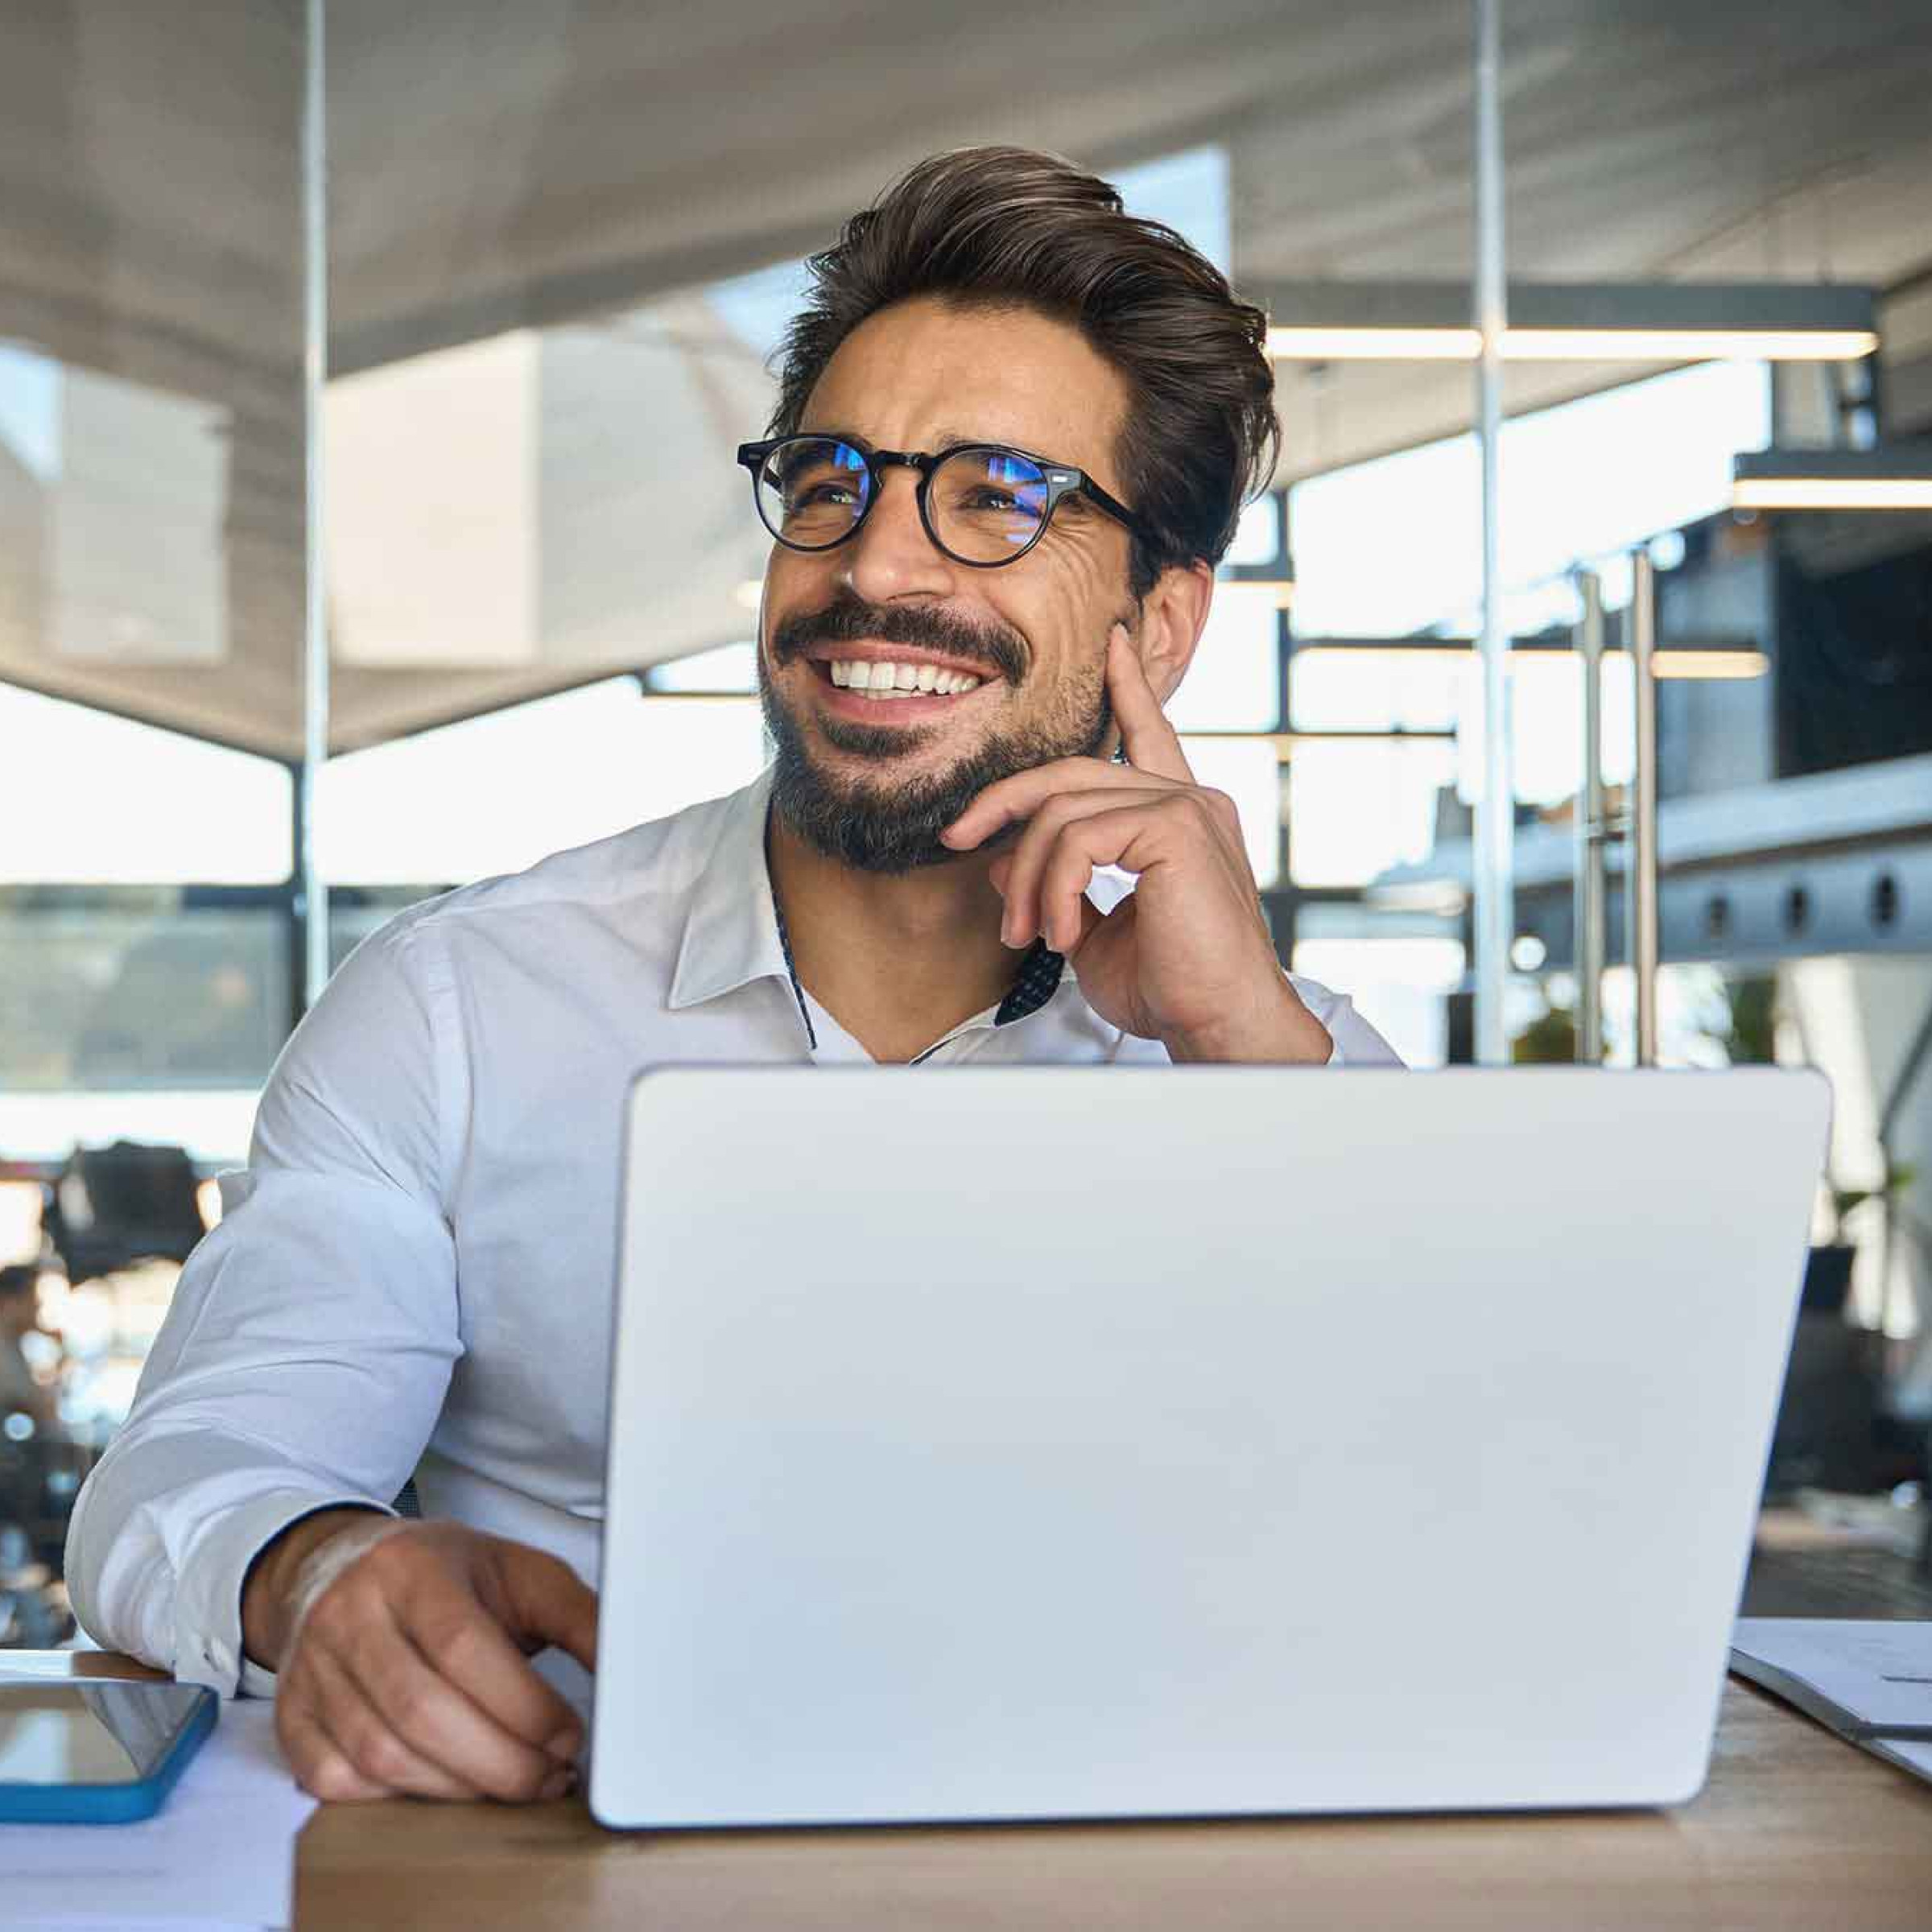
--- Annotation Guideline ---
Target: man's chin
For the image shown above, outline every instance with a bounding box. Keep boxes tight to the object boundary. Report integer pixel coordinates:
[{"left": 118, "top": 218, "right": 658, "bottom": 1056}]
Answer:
[
  {"left": 767, "top": 737, "right": 999, "bottom": 875},
  {"left": 779, "top": 775, "right": 973, "bottom": 874},
  {"left": 762, "top": 667, "right": 1108, "bottom": 877}
]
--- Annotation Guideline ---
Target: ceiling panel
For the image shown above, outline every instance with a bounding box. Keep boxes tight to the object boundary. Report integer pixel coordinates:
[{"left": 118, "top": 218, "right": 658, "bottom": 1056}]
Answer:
[{"left": 0, "top": 0, "right": 1927, "bottom": 756}]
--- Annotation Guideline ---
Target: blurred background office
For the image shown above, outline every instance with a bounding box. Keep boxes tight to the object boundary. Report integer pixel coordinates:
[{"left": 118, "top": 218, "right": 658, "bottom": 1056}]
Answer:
[{"left": 2, "top": 0, "right": 1930, "bottom": 1645}]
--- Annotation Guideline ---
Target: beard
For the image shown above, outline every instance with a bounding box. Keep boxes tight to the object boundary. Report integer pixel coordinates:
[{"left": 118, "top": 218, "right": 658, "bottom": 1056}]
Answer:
[{"left": 760, "top": 589, "right": 1114, "bottom": 875}]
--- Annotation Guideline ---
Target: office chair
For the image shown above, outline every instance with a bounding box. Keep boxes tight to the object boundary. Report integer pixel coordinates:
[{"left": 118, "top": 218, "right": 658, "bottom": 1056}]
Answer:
[{"left": 44, "top": 1141, "right": 206, "bottom": 1287}]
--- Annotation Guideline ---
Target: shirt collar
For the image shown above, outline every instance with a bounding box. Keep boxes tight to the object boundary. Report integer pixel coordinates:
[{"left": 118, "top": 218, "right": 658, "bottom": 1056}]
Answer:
[
  {"left": 665, "top": 769, "right": 1070, "bottom": 1027},
  {"left": 666, "top": 772, "right": 791, "bottom": 1013}
]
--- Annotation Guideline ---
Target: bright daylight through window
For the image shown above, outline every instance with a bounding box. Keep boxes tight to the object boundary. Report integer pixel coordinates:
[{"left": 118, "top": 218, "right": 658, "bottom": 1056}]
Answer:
[{"left": 1282, "top": 359, "right": 1773, "bottom": 1064}]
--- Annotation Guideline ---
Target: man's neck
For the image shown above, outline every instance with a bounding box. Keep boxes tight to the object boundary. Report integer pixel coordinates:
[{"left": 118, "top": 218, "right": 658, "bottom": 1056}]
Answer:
[{"left": 767, "top": 811, "right": 1018, "bottom": 1063}]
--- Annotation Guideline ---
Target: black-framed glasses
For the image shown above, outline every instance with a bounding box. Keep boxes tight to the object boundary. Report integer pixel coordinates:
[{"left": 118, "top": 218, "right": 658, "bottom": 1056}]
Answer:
[{"left": 735, "top": 433, "right": 1153, "bottom": 569}]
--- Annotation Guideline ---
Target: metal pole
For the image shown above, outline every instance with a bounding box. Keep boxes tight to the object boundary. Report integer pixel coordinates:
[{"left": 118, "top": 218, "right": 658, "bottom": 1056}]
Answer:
[
  {"left": 296, "top": 0, "right": 330, "bottom": 1012},
  {"left": 1628, "top": 551, "right": 1660, "bottom": 1065},
  {"left": 1876, "top": 985, "right": 1932, "bottom": 1348},
  {"left": 1274, "top": 529, "right": 1296, "bottom": 969},
  {"left": 1472, "top": 0, "right": 1513, "bottom": 1063},
  {"left": 1573, "top": 568, "right": 1606, "bottom": 1063}
]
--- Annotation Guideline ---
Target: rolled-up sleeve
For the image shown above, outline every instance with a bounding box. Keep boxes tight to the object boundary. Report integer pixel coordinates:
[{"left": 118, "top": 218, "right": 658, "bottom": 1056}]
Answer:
[{"left": 65, "top": 916, "right": 464, "bottom": 1696}]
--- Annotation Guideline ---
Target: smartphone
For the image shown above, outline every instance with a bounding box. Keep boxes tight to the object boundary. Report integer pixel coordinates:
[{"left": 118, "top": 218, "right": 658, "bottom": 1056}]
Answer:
[{"left": 0, "top": 1679, "right": 218, "bottom": 1823}]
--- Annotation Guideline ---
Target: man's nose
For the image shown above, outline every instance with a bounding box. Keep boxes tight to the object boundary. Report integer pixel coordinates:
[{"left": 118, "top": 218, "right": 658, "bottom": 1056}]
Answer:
[{"left": 840, "top": 467, "right": 957, "bottom": 604}]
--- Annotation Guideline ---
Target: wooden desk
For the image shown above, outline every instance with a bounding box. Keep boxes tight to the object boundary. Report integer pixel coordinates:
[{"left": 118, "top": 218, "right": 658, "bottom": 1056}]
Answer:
[{"left": 14, "top": 1653, "right": 1931, "bottom": 1930}]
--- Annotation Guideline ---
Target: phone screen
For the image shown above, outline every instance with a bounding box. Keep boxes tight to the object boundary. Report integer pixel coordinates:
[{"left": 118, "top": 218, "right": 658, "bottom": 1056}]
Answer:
[{"left": 0, "top": 1682, "right": 210, "bottom": 1785}]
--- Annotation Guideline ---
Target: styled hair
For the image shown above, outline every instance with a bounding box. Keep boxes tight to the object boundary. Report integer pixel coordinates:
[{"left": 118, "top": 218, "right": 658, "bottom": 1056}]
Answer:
[{"left": 772, "top": 146, "right": 1279, "bottom": 599}]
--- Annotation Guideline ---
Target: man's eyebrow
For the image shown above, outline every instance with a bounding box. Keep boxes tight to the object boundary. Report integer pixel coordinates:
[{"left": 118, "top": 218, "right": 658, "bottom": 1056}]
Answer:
[
  {"left": 796, "top": 425, "right": 1049, "bottom": 456},
  {"left": 796, "top": 426, "right": 876, "bottom": 452}
]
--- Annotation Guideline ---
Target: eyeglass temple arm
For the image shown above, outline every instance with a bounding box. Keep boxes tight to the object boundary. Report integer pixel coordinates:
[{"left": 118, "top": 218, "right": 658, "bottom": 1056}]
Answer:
[{"left": 1076, "top": 475, "right": 1156, "bottom": 547}]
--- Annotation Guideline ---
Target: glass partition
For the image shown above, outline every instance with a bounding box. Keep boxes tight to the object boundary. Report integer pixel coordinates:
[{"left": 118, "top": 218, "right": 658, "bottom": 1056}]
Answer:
[
  {"left": 0, "top": 10, "right": 314, "bottom": 1605},
  {"left": 0, "top": 9, "right": 311, "bottom": 1178}
]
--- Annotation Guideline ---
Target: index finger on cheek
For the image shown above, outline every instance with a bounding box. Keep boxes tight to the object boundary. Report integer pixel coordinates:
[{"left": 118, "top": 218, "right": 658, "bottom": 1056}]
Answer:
[{"left": 1106, "top": 626, "right": 1192, "bottom": 783}]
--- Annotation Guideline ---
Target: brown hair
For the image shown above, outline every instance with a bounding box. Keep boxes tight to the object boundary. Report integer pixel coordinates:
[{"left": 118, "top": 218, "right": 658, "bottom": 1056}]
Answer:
[{"left": 772, "top": 147, "right": 1279, "bottom": 599}]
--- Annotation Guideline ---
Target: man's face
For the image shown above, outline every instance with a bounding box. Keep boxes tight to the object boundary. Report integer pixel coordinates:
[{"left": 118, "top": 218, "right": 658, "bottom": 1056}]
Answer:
[{"left": 758, "top": 295, "right": 1140, "bottom": 873}]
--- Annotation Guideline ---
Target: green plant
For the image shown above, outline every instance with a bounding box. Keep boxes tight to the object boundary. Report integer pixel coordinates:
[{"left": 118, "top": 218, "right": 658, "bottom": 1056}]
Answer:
[
  {"left": 1511, "top": 1003, "right": 1578, "bottom": 1065},
  {"left": 1719, "top": 974, "right": 1778, "bottom": 1065}
]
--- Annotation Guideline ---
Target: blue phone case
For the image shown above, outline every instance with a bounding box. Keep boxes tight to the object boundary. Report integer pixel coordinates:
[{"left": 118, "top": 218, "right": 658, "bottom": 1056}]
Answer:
[{"left": 0, "top": 1683, "right": 219, "bottom": 1823}]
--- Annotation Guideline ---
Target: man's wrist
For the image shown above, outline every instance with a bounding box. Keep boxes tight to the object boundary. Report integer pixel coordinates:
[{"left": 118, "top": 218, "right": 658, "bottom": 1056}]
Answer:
[
  {"left": 240, "top": 1505, "right": 389, "bottom": 1672},
  {"left": 1164, "top": 982, "right": 1333, "bottom": 1066}
]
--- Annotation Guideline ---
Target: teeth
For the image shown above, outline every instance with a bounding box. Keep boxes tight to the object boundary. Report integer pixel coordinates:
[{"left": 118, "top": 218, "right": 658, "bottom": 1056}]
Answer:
[{"left": 826, "top": 660, "right": 985, "bottom": 696}]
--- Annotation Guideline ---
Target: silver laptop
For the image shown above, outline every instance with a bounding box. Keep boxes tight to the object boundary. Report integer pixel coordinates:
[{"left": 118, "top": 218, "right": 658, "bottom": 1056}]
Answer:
[{"left": 591, "top": 1065, "right": 1829, "bottom": 1828}]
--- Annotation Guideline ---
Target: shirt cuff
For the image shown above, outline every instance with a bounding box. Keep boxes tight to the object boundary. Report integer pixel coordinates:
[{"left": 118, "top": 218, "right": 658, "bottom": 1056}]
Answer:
[{"left": 172, "top": 1488, "right": 396, "bottom": 1699}]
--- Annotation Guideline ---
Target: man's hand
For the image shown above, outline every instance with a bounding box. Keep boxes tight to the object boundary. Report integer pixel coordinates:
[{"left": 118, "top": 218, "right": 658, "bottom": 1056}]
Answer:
[
  {"left": 943, "top": 625, "right": 1332, "bottom": 1065},
  {"left": 243, "top": 1513, "right": 597, "bottom": 1804}
]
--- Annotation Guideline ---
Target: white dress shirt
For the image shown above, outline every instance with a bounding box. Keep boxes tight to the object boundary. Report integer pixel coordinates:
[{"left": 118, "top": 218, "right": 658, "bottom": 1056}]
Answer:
[{"left": 67, "top": 770, "right": 1399, "bottom": 1705}]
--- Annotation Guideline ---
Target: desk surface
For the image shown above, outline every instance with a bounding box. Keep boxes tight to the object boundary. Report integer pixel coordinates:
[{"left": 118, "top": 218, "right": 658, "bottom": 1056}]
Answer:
[{"left": 15, "top": 1650, "right": 1932, "bottom": 1931}]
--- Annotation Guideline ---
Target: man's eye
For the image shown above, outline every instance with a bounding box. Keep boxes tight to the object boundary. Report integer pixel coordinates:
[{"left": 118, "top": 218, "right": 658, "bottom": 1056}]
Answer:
[{"left": 790, "top": 481, "right": 860, "bottom": 509}]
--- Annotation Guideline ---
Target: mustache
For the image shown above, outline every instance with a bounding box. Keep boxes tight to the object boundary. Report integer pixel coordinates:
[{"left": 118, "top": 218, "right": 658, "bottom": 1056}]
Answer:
[{"left": 770, "top": 591, "right": 1030, "bottom": 687}]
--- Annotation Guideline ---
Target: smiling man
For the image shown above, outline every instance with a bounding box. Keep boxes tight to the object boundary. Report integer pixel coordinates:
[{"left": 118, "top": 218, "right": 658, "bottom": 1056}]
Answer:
[{"left": 68, "top": 147, "right": 1398, "bottom": 1806}]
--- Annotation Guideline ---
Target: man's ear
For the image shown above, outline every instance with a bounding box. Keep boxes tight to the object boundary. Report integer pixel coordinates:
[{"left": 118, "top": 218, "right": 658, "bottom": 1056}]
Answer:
[{"left": 1133, "top": 561, "right": 1216, "bottom": 706}]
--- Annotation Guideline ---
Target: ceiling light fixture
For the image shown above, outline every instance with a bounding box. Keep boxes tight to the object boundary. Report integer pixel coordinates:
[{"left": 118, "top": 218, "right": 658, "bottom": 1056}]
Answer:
[
  {"left": 1290, "top": 639, "right": 1769, "bottom": 681},
  {"left": 1644, "top": 649, "right": 1770, "bottom": 680},
  {"left": 1260, "top": 281, "right": 1878, "bottom": 365},
  {"left": 1732, "top": 444, "right": 1932, "bottom": 511},
  {"left": 1184, "top": 726, "right": 1458, "bottom": 762},
  {"left": 1499, "top": 329, "right": 1876, "bottom": 362}
]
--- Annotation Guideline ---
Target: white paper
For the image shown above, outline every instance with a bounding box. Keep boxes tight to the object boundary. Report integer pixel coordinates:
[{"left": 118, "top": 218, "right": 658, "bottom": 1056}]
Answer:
[
  {"left": 1732, "top": 1618, "right": 1932, "bottom": 1736},
  {"left": 0, "top": 1699, "right": 315, "bottom": 1930}
]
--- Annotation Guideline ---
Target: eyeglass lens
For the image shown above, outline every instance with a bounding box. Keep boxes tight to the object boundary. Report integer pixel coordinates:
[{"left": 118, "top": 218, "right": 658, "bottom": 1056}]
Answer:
[{"left": 756, "top": 438, "right": 1053, "bottom": 564}]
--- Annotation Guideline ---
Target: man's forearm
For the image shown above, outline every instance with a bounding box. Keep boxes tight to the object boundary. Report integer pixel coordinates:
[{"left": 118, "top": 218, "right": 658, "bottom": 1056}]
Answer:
[{"left": 241, "top": 1506, "right": 390, "bottom": 1671}]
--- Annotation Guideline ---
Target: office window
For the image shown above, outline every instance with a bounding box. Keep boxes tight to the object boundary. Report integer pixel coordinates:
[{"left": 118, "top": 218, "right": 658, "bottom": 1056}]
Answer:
[
  {"left": 1284, "top": 362, "right": 1769, "bottom": 890},
  {"left": 1179, "top": 735, "right": 1281, "bottom": 890},
  {"left": 320, "top": 678, "right": 768, "bottom": 888},
  {"left": 0, "top": 687, "right": 293, "bottom": 1164},
  {"left": 1291, "top": 906, "right": 1466, "bottom": 1069},
  {"left": 0, "top": 894, "right": 286, "bottom": 1163},
  {"left": 0, "top": 685, "right": 290, "bottom": 886},
  {"left": 1168, "top": 583, "right": 1281, "bottom": 737},
  {"left": 1286, "top": 738, "right": 1460, "bottom": 889},
  {"left": 1289, "top": 361, "right": 1772, "bottom": 641}
]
